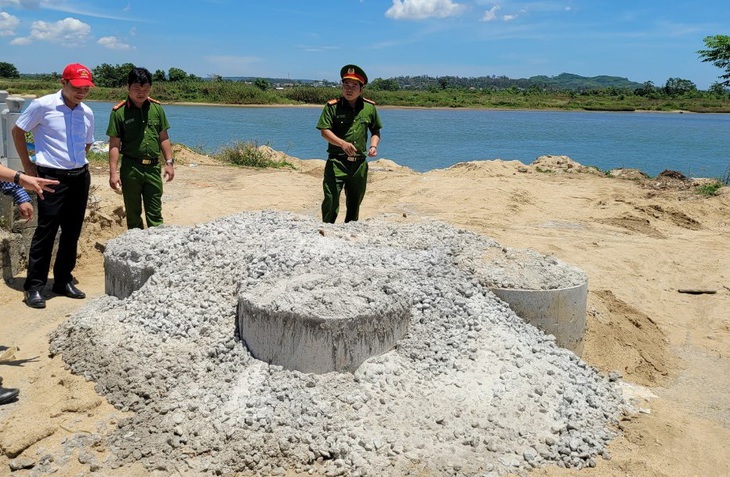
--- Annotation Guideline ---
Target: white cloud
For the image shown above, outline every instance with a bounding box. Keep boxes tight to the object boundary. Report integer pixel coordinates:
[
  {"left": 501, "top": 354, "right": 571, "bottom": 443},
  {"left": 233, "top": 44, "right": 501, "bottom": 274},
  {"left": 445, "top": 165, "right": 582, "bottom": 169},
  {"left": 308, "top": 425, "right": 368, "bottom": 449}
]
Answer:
[
  {"left": 1, "top": 0, "right": 138, "bottom": 21},
  {"left": 386, "top": 0, "right": 466, "bottom": 20},
  {"left": 97, "top": 35, "right": 132, "bottom": 50},
  {"left": 0, "top": 0, "right": 41, "bottom": 8},
  {"left": 9, "top": 35, "right": 29, "bottom": 44},
  {"left": 12, "top": 16, "right": 91, "bottom": 45},
  {"left": 0, "top": 10, "right": 20, "bottom": 35},
  {"left": 481, "top": 5, "right": 499, "bottom": 22},
  {"left": 480, "top": 4, "right": 520, "bottom": 22}
]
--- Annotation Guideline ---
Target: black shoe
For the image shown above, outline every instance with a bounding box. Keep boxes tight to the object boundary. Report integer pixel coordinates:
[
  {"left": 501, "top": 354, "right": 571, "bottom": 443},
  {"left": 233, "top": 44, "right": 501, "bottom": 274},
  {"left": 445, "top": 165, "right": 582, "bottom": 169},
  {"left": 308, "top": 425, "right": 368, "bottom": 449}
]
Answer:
[
  {"left": 0, "top": 387, "right": 20, "bottom": 405},
  {"left": 24, "top": 290, "right": 46, "bottom": 308},
  {"left": 52, "top": 282, "right": 86, "bottom": 299}
]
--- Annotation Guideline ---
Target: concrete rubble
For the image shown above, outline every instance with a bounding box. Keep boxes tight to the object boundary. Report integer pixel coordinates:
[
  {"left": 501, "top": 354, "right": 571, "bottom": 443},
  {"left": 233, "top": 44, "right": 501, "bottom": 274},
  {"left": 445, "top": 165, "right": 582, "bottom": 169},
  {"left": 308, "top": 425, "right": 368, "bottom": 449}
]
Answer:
[{"left": 49, "top": 210, "right": 626, "bottom": 476}]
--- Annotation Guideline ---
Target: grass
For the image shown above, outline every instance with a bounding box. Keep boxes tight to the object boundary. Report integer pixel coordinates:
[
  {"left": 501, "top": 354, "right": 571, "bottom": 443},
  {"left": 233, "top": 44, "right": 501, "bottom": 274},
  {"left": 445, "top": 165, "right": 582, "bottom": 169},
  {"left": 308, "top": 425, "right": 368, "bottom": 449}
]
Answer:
[
  {"left": 695, "top": 181, "right": 724, "bottom": 196},
  {"left": 534, "top": 167, "right": 555, "bottom": 174},
  {"left": 213, "top": 140, "right": 294, "bottom": 169},
  {"left": 3, "top": 77, "right": 729, "bottom": 112},
  {"left": 86, "top": 149, "right": 108, "bottom": 166}
]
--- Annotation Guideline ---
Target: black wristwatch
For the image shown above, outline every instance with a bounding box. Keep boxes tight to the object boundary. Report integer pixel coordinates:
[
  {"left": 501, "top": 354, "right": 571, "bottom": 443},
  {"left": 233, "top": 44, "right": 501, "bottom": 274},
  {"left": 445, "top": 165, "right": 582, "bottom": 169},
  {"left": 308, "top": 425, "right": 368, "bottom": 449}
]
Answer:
[{"left": 13, "top": 170, "right": 23, "bottom": 185}]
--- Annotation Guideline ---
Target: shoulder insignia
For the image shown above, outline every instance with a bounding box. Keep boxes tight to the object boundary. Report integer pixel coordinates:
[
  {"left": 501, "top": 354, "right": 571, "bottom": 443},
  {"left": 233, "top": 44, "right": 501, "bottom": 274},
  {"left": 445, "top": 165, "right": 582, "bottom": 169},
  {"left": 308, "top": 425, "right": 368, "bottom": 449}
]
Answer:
[
  {"left": 327, "top": 98, "right": 338, "bottom": 105},
  {"left": 363, "top": 97, "right": 376, "bottom": 105},
  {"left": 148, "top": 97, "right": 161, "bottom": 104},
  {"left": 112, "top": 100, "right": 126, "bottom": 111}
]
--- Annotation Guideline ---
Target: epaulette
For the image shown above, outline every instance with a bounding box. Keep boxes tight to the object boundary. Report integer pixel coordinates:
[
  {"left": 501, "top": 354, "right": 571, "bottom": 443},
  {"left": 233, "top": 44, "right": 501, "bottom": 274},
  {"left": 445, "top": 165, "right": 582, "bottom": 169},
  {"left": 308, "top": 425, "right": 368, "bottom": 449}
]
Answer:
[
  {"left": 327, "top": 98, "right": 338, "bottom": 105},
  {"left": 148, "top": 97, "right": 161, "bottom": 104},
  {"left": 363, "top": 97, "right": 376, "bottom": 105},
  {"left": 112, "top": 100, "right": 126, "bottom": 111}
]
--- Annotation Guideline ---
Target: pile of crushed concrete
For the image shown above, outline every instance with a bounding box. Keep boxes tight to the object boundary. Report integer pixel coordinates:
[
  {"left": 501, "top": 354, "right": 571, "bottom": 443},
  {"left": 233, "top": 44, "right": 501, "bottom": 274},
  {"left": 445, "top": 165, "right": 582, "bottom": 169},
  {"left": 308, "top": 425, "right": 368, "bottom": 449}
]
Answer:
[{"left": 49, "top": 211, "right": 625, "bottom": 476}]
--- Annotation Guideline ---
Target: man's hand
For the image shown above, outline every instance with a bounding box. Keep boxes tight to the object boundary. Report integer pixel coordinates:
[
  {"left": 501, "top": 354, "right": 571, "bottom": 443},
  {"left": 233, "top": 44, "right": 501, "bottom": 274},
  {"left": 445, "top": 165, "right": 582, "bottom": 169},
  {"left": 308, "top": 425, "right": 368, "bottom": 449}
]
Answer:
[
  {"left": 340, "top": 141, "right": 357, "bottom": 156},
  {"left": 109, "top": 171, "right": 123, "bottom": 194},
  {"left": 18, "top": 202, "right": 33, "bottom": 221},
  {"left": 163, "top": 163, "right": 175, "bottom": 182},
  {"left": 19, "top": 174, "right": 58, "bottom": 200}
]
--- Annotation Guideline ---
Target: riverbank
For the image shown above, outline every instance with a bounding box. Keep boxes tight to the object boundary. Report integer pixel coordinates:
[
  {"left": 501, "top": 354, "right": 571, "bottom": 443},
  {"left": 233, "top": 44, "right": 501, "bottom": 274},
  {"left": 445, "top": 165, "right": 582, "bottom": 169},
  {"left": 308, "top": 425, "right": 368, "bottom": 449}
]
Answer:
[
  {"left": 3, "top": 78, "right": 730, "bottom": 113},
  {"left": 1, "top": 149, "right": 729, "bottom": 476}
]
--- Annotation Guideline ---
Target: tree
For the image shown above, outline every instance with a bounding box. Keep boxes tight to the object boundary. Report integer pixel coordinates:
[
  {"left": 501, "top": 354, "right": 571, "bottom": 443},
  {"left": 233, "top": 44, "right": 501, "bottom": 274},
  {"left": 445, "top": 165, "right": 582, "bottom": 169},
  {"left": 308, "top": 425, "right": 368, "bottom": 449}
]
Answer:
[
  {"left": 369, "top": 78, "right": 400, "bottom": 91},
  {"left": 253, "top": 78, "right": 270, "bottom": 91},
  {"left": 0, "top": 61, "right": 20, "bottom": 78},
  {"left": 92, "top": 63, "right": 135, "bottom": 87},
  {"left": 709, "top": 82, "right": 729, "bottom": 96},
  {"left": 168, "top": 67, "right": 188, "bottom": 82},
  {"left": 663, "top": 77, "right": 697, "bottom": 96},
  {"left": 153, "top": 69, "right": 167, "bottom": 82},
  {"left": 697, "top": 35, "right": 730, "bottom": 86}
]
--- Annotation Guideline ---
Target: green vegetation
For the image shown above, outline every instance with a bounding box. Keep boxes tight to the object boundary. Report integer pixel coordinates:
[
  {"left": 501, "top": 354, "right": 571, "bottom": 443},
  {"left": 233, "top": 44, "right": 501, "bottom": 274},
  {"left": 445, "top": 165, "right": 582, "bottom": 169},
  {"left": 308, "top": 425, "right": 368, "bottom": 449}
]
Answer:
[
  {"left": 1, "top": 60, "right": 729, "bottom": 112},
  {"left": 213, "top": 140, "right": 294, "bottom": 169},
  {"left": 695, "top": 181, "right": 724, "bottom": 196},
  {"left": 86, "top": 149, "right": 108, "bottom": 166},
  {"left": 534, "top": 167, "right": 555, "bottom": 174},
  {"left": 0, "top": 61, "right": 20, "bottom": 78},
  {"left": 698, "top": 35, "right": 730, "bottom": 87},
  {"left": 1, "top": 76, "right": 728, "bottom": 112}
]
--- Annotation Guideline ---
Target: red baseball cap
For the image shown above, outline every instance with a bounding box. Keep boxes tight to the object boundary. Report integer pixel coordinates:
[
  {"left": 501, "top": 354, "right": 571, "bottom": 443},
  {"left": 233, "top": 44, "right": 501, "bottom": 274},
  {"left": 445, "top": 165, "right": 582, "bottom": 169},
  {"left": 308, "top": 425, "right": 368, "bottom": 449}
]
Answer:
[{"left": 62, "top": 63, "right": 95, "bottom": 87}]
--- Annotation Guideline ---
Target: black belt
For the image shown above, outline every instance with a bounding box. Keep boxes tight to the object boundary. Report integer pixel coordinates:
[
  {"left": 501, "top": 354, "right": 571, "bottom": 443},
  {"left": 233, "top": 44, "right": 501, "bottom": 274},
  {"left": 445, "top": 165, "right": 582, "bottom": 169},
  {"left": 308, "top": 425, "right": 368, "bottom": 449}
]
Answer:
[
  {"left": 124, "top": 155, "right": 159, "bottom": 165},
  {"left": 37, "top": 164, "right": 88, "bottom": 178},
  {"left": 329, "top": 154, "right": 366, "bottom": 162}
]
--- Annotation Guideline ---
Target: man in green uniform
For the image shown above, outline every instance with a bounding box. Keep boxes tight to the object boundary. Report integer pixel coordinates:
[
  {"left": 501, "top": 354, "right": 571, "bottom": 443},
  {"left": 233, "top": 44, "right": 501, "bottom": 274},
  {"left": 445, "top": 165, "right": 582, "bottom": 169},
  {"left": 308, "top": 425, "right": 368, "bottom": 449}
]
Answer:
[
  {"left": 107, "top": 67, "right": 175, "bottom": 229},
  {"left": 316, "top": 64, "right": 382, "bottom": 223}
]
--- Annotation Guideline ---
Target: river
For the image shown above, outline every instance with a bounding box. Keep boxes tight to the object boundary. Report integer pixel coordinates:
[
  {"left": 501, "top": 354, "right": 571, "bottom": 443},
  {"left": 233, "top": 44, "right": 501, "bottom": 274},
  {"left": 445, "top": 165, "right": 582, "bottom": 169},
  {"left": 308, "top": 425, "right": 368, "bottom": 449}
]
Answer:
[{"left": 87, "top": 102, "right": 730, "bottom": 179}]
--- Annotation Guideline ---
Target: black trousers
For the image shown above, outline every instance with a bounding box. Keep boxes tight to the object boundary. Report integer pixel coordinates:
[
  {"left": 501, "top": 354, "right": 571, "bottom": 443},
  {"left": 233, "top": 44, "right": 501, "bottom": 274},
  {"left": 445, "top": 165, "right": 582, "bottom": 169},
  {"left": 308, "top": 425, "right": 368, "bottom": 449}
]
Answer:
[{"left": 24, "top": 166, "right": 90, "bottom": 292}]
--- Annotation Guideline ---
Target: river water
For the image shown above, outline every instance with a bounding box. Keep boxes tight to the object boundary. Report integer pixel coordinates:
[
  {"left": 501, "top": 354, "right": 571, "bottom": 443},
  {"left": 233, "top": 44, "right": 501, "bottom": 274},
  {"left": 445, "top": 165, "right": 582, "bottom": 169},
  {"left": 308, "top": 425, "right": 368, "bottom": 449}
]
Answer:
[{"left": 88, "top": 101, "right": 730, "bottom": 179}]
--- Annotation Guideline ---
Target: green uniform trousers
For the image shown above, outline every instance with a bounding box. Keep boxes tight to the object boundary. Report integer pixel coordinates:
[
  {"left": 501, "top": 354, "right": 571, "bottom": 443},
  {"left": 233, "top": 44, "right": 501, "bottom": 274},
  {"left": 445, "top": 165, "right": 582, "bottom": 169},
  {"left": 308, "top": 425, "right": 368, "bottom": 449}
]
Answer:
[
  {"left": 120, "top": 159, "right": 164, "bottom": 229},
  {"left": 322, "top": 157, "right": 368, "bottom": 224}
]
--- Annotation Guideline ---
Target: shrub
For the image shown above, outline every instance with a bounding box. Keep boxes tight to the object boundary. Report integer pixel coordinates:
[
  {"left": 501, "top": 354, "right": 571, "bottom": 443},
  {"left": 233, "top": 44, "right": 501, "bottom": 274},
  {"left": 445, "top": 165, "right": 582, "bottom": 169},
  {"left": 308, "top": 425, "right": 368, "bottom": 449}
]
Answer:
[
  {"left": 214, "top": 140, "right": 294, "bottom": 169},
  {"left": 695, "top": 181, "right": 723, "bottom": 196}
]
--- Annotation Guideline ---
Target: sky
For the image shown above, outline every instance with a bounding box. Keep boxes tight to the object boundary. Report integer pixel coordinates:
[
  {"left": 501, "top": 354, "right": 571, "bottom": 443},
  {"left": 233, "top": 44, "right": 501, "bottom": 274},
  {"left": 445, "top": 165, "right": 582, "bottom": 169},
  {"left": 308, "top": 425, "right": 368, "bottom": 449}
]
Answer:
[{"left": 0, "top": 0, "right": 727, "bottom": 90}]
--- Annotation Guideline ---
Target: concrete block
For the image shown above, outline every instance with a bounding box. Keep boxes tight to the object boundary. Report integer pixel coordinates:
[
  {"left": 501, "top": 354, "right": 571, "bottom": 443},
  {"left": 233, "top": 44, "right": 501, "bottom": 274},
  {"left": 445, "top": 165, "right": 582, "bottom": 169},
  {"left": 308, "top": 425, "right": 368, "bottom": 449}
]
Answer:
[{"left": 104, "top": 253, "right": 156, "bottom": 299}]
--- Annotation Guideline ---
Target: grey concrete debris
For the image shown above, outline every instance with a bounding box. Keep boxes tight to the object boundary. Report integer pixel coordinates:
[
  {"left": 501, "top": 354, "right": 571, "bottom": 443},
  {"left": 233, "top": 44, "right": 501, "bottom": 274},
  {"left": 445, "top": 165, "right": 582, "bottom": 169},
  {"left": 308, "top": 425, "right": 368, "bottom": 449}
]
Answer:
[{"left": 49, "top": 211, "right": 624, "bottom": 476}]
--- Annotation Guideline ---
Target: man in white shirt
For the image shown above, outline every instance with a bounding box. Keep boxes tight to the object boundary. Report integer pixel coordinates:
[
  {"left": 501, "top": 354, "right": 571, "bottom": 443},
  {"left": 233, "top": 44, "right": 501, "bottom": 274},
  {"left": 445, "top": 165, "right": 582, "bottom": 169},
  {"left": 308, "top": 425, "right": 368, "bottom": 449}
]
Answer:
[{"left": 11, "top": 63, "right": 95, "bottom": 308}]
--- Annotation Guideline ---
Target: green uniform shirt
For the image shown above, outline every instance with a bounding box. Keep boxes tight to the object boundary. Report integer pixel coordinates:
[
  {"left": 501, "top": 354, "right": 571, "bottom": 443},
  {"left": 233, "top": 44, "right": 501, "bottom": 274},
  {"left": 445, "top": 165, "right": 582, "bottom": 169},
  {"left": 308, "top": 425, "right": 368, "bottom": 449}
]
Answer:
[
  {"left": 106, "top": 98, "right": 170, "bottom": 159},
  {"left": 316, "top": 96, "right": 382, "bottom": 157}
]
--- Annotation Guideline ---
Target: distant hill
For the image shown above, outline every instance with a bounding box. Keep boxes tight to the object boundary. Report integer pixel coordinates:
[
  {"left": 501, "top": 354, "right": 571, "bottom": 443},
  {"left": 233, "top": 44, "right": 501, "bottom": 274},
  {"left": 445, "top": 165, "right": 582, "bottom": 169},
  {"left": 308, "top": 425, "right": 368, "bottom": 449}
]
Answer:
[
  {"left": 223, "top": 77, "right": 329, "bottom": 85},
  {"left": 222, "top": 73, "right": 645, "bottom": 91},
  {"left": 526, "top": 73, "right": 644, "bottom": 90},
  {"left": 381, "top": 73, "right": 644, "bottom": 91}
]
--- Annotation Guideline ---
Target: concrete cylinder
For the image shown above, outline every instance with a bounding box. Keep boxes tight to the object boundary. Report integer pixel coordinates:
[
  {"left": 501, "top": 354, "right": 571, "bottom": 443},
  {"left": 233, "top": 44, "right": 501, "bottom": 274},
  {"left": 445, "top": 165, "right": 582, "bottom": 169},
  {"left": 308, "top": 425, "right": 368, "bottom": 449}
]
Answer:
[
  {"left": 237, "top": 273, "right": 412, "bottom": 374},
  {"left": 491, "top": 281, "right": 587, "bottom": 356},
  {"left": 0, "top": 90, "right": 8, "bottom": 162},
  {"left": 2, "top": 96, "right": 26, "bottom": 171}
]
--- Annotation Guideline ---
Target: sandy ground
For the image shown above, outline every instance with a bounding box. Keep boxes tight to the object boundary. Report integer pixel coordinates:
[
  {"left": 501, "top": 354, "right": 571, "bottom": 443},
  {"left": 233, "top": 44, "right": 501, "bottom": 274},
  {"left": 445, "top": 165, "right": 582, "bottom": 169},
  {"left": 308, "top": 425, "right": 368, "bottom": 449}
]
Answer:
[{"left": 1, "top": 146, "right": 729, "bottom": 477}]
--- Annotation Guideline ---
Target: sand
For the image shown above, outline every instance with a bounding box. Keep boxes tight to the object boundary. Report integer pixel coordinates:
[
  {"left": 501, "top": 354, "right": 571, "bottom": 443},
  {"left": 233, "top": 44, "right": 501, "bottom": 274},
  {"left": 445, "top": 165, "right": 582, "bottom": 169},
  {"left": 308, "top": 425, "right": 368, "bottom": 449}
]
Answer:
[{"left": 0, "top": 147, "right": 728, "bottom": 477}]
